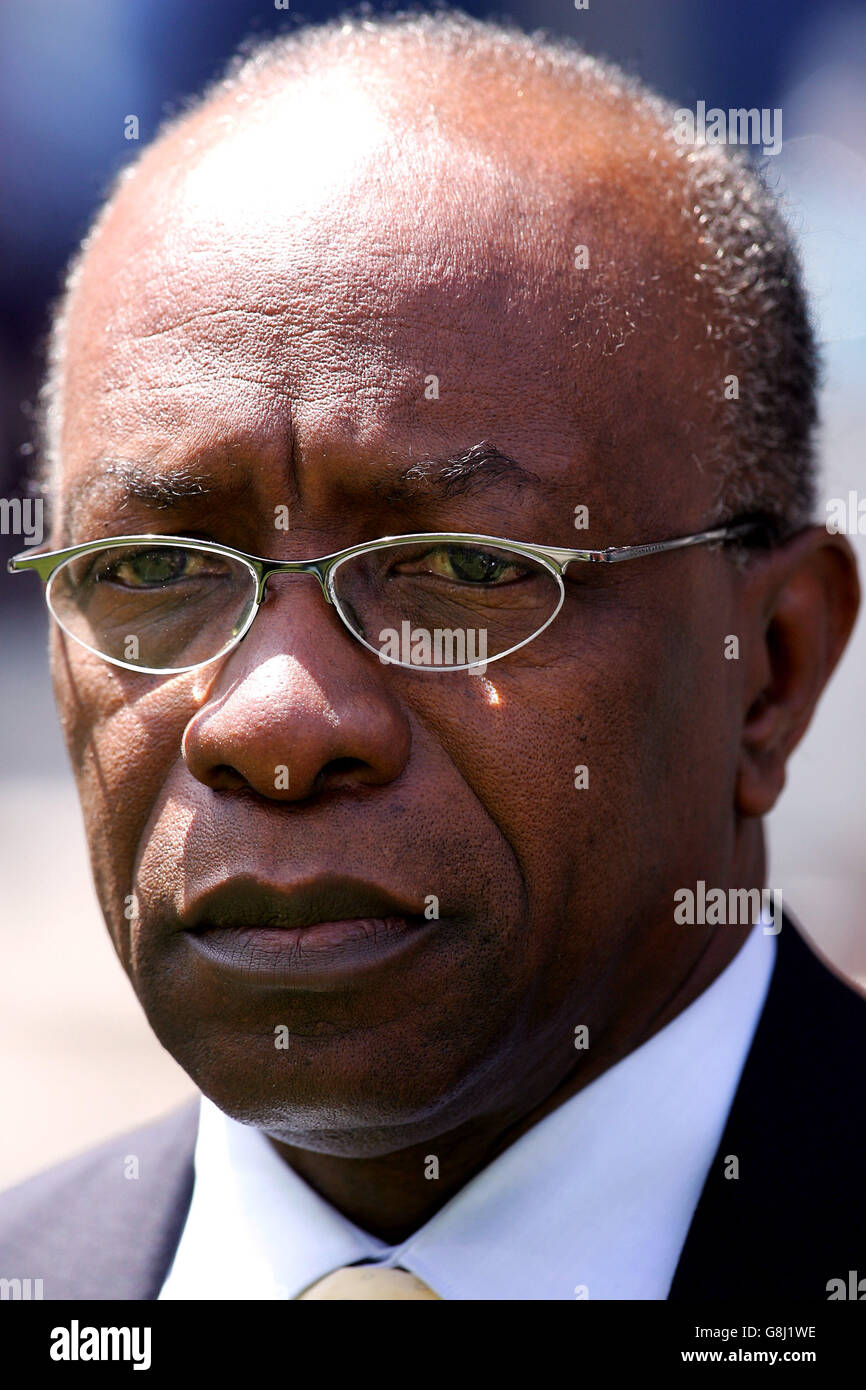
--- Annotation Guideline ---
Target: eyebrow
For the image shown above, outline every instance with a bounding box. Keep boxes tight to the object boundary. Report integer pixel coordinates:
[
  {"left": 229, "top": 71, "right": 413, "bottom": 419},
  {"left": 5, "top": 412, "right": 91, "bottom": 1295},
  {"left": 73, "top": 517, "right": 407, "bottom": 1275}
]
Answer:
[
  {"left": 374, "top": 442, "right": 541, "bottom": 504},
  {"left": 61, "top": 441, "right": 540, "bottom": 541},
  {"left": 61, "top": 460, "right": 217, "bottom": 542}
]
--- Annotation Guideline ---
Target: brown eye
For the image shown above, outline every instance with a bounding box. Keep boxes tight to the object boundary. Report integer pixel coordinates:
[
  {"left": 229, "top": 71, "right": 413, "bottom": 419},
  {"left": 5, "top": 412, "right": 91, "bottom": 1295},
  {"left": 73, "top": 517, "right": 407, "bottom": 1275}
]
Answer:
[
  {"left": 441, "top": 545, "right": 525, "bottom": 584},
  {"left": 395, "top": 545, "right": 529, "bottom": 586},
  {"left": 98, "top": 547, "right": 224, "bottom": 589}
]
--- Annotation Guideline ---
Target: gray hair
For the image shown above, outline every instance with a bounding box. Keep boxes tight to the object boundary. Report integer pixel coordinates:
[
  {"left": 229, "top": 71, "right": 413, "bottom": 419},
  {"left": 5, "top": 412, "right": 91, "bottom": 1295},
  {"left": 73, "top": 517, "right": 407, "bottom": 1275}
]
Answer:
[{"left": 36, "top": 8, "right": 818, "bottom": 535}]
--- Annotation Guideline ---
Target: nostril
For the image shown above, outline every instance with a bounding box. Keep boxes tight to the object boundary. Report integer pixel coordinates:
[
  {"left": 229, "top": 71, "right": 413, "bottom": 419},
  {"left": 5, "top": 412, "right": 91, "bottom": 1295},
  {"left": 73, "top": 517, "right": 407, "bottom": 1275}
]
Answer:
[
  {"left": 208, "top": 764, "right": 248, "bottom": 791},
  {"left": 324, "top": 756, "right": 368, "bottom": 776},
  {"left": 315, "top": 756, "right": 370, "bottom": 790}
]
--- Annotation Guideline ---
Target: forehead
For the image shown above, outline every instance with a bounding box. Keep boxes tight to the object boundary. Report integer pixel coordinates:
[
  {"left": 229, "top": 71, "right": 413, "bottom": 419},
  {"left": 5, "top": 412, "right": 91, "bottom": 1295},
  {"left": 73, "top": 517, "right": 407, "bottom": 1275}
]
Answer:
[
  {"left": 55, "top": 67, "right": 719, "bottom": 541},
  {"left": 67, "top": 92, "right": 582, "bottom": 416}
]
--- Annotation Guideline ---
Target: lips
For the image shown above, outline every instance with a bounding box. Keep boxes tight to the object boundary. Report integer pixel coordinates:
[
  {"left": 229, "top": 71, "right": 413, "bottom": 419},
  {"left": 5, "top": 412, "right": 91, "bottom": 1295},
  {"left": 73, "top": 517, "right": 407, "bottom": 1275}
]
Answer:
[
  {"left": 183, "top": 875, "right": 425, "bottom": 933},
  {"left": 181, "top": 874, "right": 438, "bottom": 987}
]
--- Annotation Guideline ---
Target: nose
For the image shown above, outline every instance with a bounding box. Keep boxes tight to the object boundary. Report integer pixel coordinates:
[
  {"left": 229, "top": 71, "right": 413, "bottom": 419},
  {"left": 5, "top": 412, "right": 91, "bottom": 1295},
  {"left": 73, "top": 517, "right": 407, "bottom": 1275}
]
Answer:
[{"left": 181, "top": 574, "right": 411, "bottom": 799}]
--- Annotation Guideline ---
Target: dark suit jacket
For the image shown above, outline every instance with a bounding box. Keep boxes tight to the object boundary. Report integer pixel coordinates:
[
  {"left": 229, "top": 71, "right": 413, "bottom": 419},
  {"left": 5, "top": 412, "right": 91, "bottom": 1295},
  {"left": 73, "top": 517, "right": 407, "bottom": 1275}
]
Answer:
[{"left": 1, "top": 920, "right": 863, "bottom": 1299}]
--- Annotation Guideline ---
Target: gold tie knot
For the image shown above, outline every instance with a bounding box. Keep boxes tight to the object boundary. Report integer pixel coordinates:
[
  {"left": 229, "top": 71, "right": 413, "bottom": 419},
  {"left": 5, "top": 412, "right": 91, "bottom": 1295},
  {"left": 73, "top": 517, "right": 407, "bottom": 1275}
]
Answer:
[{"left": 298, "top": 1266, "right": 442, "bottom": 1300}]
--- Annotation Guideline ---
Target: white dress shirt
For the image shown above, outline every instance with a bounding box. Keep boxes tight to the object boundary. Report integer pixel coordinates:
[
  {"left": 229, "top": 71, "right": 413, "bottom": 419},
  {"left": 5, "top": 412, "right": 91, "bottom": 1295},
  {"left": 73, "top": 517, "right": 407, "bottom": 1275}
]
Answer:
[{"left": 160, "top": 924, "right": 776, "bottom": 1301}]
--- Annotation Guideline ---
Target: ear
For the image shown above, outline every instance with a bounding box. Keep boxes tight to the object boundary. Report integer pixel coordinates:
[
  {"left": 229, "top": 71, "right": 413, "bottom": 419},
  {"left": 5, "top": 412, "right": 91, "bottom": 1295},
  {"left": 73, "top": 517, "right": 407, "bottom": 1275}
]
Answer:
[{"left": 736, "top": 527, "right": 860, "bottom": 818}]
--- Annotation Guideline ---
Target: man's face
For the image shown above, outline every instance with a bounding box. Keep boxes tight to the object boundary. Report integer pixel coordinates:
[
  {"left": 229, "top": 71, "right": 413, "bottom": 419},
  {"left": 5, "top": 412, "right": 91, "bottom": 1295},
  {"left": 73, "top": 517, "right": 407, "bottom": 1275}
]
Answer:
[{"left": 50, "top": 73, "right": 747, "bottom": 1154}]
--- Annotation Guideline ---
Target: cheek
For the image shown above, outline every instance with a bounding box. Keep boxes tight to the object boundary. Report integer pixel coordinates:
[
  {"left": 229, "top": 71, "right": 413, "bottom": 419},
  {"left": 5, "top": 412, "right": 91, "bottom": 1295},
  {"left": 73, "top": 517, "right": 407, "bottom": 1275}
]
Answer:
[
  {"left": 50, "top": 631, "right": 192, "bottom": 938},
  {"left": 538, "top": 598, "right": 739, "bottom": 922},
  {"left": 423, "top": 597, "right": 735, "bottom": 944}
]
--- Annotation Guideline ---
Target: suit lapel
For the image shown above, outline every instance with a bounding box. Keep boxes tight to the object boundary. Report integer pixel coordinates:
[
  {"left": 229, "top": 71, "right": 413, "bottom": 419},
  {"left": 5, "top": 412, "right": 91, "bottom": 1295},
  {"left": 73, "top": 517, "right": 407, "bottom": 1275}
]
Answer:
[
  {"left": 669, "top": 917, "right": 866, "bottom": 1298},
  {"left": 0, "top": 1098, "right": 199, "bottom": 1299}
]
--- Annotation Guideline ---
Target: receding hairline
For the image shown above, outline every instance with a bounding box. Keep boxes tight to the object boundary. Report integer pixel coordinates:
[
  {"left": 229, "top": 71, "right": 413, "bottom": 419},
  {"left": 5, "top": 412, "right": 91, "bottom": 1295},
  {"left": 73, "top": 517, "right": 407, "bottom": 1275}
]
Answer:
[
  {"left": 121, "top": 7, "right": 691, "bottom": 246},
  {"left": 158, "top": 10, "right": 686, "bottom": 190},
  {"left": 37, "top": 7, "right": 819, "bottom": 534}
]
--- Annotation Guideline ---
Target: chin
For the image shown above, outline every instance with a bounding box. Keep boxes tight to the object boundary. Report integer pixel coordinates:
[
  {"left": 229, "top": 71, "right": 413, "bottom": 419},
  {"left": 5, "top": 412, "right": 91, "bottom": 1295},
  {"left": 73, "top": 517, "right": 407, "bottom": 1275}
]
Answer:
[{"left": 177, "top": 1036, "right": 503, "bottom": 1157}]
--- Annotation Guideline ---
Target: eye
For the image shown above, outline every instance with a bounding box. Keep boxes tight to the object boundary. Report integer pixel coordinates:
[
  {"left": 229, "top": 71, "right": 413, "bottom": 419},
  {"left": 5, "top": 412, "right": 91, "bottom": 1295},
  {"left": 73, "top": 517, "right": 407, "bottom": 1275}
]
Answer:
[
  {"left": 397, "top": 544, "right": 531, "bottom": 586},
  {"left": 95, "top": 546, "right": 226, "bottom": 589}
]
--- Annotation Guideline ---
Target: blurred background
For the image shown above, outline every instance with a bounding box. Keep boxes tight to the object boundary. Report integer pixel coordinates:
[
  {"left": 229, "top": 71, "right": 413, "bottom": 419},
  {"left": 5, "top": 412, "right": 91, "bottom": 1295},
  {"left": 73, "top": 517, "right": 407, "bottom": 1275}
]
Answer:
[{"left": 1, "top": 0, "right": 864, "bottom": 1187}]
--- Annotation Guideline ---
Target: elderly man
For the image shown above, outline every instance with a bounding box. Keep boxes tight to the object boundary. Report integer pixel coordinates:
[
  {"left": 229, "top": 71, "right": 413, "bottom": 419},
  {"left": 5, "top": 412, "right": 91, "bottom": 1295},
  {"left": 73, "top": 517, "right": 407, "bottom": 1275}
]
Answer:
[{"left": 0, "top": 11, "right": 862, "bottom": 1301}]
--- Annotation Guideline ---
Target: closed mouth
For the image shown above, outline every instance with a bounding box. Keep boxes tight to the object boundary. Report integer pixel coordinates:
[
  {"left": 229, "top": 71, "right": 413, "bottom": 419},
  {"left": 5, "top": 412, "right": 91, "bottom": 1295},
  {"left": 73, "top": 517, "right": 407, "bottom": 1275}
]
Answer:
[{"left": 180, "top": 876, "right": 438, "bottom": 985}]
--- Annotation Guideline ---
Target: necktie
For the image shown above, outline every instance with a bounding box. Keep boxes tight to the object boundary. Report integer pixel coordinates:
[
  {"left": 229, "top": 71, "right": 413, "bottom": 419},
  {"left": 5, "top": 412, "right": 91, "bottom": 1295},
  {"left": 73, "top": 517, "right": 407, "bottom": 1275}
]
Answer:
[{"left": 298, "top": 1266, "right": 442, "bottom": 1300}]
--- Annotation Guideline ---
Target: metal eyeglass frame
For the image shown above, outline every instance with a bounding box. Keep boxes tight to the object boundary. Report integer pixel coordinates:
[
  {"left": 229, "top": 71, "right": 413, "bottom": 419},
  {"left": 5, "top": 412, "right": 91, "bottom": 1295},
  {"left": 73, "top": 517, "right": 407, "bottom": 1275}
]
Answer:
[{"left": 8, "top": 521, "right": 759, "bottom": 675}]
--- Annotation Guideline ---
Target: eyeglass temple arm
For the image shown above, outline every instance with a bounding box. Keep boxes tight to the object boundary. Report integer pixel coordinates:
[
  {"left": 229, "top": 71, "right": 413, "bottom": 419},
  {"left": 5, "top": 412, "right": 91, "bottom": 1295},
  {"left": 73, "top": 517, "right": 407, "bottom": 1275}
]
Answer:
[{"left": 548, "top": 522, "right": 759, "bottom": 572}]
